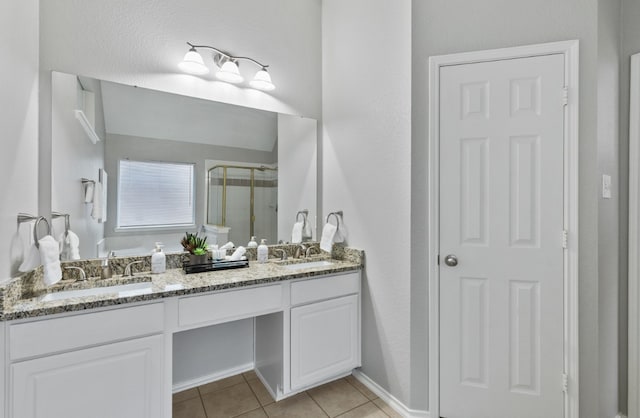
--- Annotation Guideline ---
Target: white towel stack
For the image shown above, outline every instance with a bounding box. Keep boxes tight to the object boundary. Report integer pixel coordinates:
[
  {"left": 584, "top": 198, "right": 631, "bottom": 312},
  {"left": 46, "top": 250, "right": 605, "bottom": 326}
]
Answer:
[
  {"left": 320, "top": 223, "right": 337, "bottom": 253},
  {"left": 291, "top": 222, "right": 304, "bottom": 244}
]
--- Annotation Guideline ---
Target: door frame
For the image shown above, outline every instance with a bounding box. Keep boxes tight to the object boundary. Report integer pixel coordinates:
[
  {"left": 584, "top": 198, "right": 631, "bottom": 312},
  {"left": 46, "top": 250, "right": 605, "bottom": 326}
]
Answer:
[
  {"left": 628, "top": 52, "right": 640, "bottom": 418},
  {"left": 427, "top": 40, "right": 580, "bottom": 418}
]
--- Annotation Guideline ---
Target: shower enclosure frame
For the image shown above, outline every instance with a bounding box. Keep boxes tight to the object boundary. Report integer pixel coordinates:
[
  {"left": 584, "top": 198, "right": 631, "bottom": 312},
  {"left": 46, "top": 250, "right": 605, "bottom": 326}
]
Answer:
[{"left": 207, "top": 164, "right": 278, "bottom": 239}]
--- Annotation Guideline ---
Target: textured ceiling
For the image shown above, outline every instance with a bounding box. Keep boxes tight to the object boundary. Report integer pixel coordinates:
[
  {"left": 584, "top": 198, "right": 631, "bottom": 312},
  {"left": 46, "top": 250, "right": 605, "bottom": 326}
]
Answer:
[{"left": 40, "top": 0, "right": 322, "bottom": 118}]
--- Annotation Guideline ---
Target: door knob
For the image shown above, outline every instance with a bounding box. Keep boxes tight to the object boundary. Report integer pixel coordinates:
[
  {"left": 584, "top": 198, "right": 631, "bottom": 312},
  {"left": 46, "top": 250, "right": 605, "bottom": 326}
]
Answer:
[{"left": 444, "top": 254, "right": 458, "bottom": 267}]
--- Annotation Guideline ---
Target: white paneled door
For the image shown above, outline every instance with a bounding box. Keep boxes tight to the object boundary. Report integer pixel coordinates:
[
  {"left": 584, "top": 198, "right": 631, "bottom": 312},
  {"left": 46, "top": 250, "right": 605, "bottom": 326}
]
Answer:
[{"left": 439, "top": 54, "right": 565, "bottom": 418}]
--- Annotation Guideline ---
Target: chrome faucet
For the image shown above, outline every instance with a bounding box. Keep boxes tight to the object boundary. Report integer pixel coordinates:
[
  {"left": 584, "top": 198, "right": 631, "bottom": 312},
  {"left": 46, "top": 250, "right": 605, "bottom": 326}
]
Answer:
[
  {"left": 123, "top": 260, "right": 144, "bottom": 277},
  {"left": 274, "top": 248, "right": 288, "bottom": 261},
  {"left": 64, "top": 266, "right": 87, "bottom": 281},
  {"left": 305, "top": 246, "right": 320, "bottom": 257},
  {"left": 101, "top": 251, "right": 114, "bottom": 279},
  {"left": 294, "top": 244, "right": 307, "bottom": 259}
]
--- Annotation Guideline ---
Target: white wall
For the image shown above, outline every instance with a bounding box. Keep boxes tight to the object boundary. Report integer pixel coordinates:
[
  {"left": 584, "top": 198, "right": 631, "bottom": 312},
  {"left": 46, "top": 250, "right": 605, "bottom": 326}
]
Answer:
[
  {"left": 323, "top": 0, "right": 413, "bottom": 407},
  {"left": 0, "top": 0, "right": 39, "bottom": 281},
  {"left": 412, "top": 0, "right": 619, "bottom": 415},
  {"left": 619, "top": 1, "right": 640, "bottom": 413},
  {"left": 51, "top": 71, "right": 105, "bottom": 259},
  {"left": 277, "top": 115, "right": 317, "bottom": 242},
  {"left": 597, "top": 2, "right": 621, "bottom": 417}
]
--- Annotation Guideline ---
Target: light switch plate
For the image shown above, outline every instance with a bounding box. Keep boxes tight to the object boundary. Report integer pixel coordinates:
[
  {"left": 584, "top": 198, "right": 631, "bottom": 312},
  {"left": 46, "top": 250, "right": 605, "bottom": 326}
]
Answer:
[{"left": 602, "top": 174, "right": 612, "bottom": 199}]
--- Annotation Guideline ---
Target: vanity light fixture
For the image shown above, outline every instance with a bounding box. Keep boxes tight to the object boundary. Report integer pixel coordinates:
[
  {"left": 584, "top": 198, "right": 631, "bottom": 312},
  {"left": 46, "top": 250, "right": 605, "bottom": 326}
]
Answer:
[{"left": 179, "top": 42, "right": 275, "bottom": 91}]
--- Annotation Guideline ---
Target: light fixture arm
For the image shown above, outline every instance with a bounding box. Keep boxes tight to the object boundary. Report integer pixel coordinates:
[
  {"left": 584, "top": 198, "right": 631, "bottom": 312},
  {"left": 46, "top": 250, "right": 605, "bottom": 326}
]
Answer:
[{"left": 186, "top": 42, "right": 269, "bottom": 69}]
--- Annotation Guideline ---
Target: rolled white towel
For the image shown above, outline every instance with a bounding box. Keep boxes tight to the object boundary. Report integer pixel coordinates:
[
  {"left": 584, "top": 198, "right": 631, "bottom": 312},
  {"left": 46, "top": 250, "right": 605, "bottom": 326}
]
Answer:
[
  {"left": 219, "top": 241, "right": 235, "bottom": 251},
  {"left": 39, "top": 236, "right": 62, "bottom": 286},
  {"left": 291, "top": 222, "right": 303, "bottom": 244},
  {"left": 320, "top": 223, "right": 337, "bottom": 253},
  {"left": 229, "top": 246, "right": 246, "bottom": 261}
]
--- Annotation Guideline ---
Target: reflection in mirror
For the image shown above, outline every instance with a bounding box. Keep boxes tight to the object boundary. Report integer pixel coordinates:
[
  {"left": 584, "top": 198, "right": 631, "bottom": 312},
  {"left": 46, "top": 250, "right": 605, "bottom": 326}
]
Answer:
[
  {"left": 51, "top": 71, "right": 317, "bottom": 260},
  {"left": 206, "top": 163, "right": 278, "bottom": 245}
]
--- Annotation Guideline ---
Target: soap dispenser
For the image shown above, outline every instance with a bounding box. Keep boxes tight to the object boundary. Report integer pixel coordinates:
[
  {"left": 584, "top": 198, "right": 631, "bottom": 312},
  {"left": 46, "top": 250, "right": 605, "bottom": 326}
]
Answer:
[
  {"left": 247, "top": 236, "right": 258, "bottom": 248},
  {"left": 151, "top": 242, "right": 166, "bottom": 274},
  {"left": 257, "top": 239, "right": 268, "bottom": 263}
]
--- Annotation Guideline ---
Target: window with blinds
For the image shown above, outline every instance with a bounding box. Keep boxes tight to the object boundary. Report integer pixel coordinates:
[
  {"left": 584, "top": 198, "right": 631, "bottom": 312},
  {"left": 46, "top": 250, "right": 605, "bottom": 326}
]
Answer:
[{"left": 117, "top": 160, "right": 195, "bottom": 229}]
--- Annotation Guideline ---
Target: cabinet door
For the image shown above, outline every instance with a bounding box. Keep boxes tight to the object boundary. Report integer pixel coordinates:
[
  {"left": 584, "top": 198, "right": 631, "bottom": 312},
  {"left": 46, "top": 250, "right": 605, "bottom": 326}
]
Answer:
[
  {"left": 11, "top": 335, "right": 164, "bottom": 418},
  {"left": 290, "top": 295, "right": 359, "bottom": 390}
]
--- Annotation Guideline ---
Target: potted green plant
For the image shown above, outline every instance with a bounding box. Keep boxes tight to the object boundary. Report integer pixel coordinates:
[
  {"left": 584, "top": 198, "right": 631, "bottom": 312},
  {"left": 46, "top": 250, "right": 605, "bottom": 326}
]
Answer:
[{"left": 181, "top": 232, "right": 209, "bottom": 265}]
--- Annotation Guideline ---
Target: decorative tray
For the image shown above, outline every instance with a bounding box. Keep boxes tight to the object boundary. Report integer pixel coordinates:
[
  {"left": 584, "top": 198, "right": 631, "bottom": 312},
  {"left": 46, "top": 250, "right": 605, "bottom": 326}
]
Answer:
[{"left": 183, "top": 258, "right": 250, "bottom": 274}]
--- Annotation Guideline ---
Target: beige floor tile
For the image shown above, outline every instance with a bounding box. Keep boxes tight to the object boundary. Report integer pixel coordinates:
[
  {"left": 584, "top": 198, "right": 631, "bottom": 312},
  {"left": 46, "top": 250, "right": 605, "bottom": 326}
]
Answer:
[
  {"left": 243, "top": 370, "right": 260, "bottom": 382},
  {"left": 248, "top": 377, "right": 276, "bottom": 406},
  {"left": 201, "top": 382, "right": 261, "bottom": 418},
  {"left": 372, "top": 399, "right": 402, "bottom": 418},
  {"left": 173, "top": 387, "right": 200, "bottom": 403},
  {"left": 235, "top": 407, "right": 269, "bottom": 417},
  {"left": 172, "top": 397, "right": 207, "bottom": 418},
  {"left": 336, "top": 402, "right": 389, "bottom": 418},
  {"left": 264, "top": 392, "right": 328, "bottom": 418},
  {"left": 307, "top": 379, "right": 369, "bottom": 417},
  {"left": 199, "top": 374, "right": 246, "bottom": 395},
  {"left": 344, "top": 375, "right": 378, "bottom": 401}
]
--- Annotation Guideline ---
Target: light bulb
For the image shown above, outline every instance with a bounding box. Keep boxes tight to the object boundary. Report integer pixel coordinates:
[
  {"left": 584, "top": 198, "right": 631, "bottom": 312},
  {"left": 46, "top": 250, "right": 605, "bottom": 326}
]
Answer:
[
  {"left": 250, "top": 68, "right": 275, "bottom": 91},
  {"left": 178, "top": 48, "right": 209, "bottom": 75},
  {"left": 216, "top": 60, "right": 244, "bottom": 84}
]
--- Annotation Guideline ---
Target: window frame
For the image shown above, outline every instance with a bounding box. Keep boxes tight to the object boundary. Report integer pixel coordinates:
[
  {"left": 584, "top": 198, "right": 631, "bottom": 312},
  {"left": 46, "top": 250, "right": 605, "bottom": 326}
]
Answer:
[{"left": 115, "top": 159, "right": 196, "bottom": 231}]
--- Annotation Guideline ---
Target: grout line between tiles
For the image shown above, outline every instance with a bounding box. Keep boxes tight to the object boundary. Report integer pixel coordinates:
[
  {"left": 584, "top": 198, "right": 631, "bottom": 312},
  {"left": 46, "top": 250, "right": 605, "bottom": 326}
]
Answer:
[
  {"left": 343, "top": 376, "right": 377, "bottom": 401},
  {"left": 198, "top": 390, "right": 209, "bottom": 418},
  {"left": 305, "top": 389, "right": 331, "bottom": 417},
  {"left": 244, "top": 376, "right": 267, "bottom": 408}
]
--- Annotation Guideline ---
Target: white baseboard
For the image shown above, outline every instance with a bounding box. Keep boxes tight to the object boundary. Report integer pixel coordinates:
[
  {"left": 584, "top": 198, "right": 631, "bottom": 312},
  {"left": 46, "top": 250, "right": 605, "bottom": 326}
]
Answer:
[
  {"left": 352, "top": 369, "right": 430, "bottom": 418},
  {"left": 172, "top": 362, "right": 254, "bottom": 393}
]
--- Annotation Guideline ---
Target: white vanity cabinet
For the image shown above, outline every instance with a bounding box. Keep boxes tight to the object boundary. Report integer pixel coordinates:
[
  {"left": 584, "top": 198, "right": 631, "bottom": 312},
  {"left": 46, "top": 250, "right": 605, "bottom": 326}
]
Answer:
[
  {"left": 289, "top": 272, "right": 361, "bottom": 391},
  {"left": 8, "top": 303, "right": 165, "bottom": 418}
]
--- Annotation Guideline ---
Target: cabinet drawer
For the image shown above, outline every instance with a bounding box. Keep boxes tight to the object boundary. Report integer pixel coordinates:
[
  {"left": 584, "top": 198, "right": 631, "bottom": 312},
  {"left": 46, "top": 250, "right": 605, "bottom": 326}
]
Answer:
[
  {"left": 178, "top": 285, "right": 283, "bottom": 327},
  {"left": 291, "top": 272, "right": 360, "bottom": 306},
  {"left": 10, "top": 303, "right": 164, "bottom": 361}
]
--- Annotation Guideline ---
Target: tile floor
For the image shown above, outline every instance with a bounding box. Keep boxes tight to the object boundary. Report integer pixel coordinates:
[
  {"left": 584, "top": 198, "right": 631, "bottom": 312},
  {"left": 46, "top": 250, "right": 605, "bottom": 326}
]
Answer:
[{"left": 173, "top": 371, "right": 402, "bottom": 418}]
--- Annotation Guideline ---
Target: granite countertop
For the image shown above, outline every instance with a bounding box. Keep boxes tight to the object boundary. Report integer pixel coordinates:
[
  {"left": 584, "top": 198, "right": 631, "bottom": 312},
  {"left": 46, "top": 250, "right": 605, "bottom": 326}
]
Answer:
[{"left": 2, "top": 250, "right": 363, "bottom": 321}]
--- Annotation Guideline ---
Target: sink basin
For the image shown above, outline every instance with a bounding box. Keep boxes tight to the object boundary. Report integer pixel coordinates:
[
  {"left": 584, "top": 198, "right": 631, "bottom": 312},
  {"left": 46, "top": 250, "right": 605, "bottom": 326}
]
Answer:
[
  {"left": 39, "top": 282, "right": 153, "bottom": 302},
  {"left": 282, "top": 260, "right": 335, "bottom": 271}
]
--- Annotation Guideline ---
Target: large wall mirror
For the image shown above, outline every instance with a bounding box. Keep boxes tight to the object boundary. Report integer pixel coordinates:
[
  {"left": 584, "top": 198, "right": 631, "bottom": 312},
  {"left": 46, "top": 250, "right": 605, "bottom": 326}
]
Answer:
[{"left": 50, "top": 71, "right": 317, "bottom": 259}]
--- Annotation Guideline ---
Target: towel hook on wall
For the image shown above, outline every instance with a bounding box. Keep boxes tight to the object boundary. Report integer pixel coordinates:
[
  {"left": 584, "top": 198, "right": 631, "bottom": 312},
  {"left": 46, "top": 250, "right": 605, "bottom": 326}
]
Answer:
[
  {"left": 33, "top": 217, "right": 50, "bottom": 248},
  {"left": 326, "top": 211, "right": 343, "bottom": 231},
  {"left": 52, "top": 212, "right": 71, "bottom": 238}
]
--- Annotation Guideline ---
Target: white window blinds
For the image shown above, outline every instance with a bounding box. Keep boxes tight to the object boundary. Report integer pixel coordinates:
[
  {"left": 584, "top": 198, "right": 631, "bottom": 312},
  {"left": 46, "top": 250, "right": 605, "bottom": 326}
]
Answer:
[{"left": 117, "top": 160, "right": 195, "bottom": 228}]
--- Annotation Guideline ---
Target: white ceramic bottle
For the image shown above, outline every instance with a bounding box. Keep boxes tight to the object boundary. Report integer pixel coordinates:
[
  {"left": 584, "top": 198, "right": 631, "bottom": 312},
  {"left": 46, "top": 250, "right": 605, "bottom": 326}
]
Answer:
[
  {"left": 257, "top": 239, "right": 268, "bottom": 263},
  {"left": 151, "top": 242, "right": 166, "bottom": 274},
  {"left": 247, "top": 236, "right": 258, "bottom": 248}
]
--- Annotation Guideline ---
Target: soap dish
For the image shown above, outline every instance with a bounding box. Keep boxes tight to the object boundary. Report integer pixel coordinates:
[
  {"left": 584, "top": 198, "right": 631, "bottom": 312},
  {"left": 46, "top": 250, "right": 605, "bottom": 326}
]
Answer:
[{"left": 183, "top": 259, "right": 249, "bottom": 274}]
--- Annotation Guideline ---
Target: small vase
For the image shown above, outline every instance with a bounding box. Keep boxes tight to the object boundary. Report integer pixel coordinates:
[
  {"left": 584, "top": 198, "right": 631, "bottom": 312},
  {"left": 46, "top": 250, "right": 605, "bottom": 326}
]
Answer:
[{"left": 189, "top": 254, "right": 209, "bottom": 265}]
